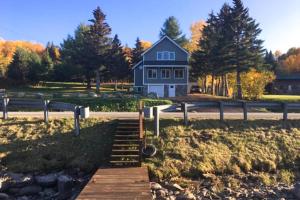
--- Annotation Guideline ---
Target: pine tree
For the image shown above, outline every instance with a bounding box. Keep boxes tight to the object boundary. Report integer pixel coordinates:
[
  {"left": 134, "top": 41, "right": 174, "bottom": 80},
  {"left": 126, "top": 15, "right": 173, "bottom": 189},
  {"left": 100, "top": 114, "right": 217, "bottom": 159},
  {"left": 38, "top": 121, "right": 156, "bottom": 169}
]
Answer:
[
  {"left": 131, "top": 37, "right": 144, "bottom": 66},
  {"left": 108, "top": 34, "right": 130, "bottom": 89},
  {"left": 159, "top": 16, "right": 188, "bottom": 46},
  {"left": 264, "top": 50, "right": 278, "bottom": 71},
  {"left": 229, "top": 0, "right": 265, "bottom": 99},
  {"left": 84, "top": 6, "right": 112, "bottom": 91}
]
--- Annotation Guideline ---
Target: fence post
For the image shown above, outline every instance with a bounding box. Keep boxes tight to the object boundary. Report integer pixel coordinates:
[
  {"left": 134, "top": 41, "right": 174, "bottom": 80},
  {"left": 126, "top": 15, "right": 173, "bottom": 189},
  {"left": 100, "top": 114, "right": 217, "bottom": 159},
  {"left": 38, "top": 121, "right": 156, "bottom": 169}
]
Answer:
[
  {"left": 282, "top": 103, "right": 288, "bottom": 127},
  {"left": 153, "top": 106, "right": 160, "bottom": 137},
  {"left": 43, "top": 100, "right": 49, "bottom": 123},
  {"left": 74, "top": 106, "right": 80, "bottom": 136},
  {"left": 219, "top": 101, "right": 224, "bottom": 121},
  {"left": 181, "top": 103, "right": 188, "bottom": 126},
  {"left": 2, "top": 97, "right": 9, "bottom": 120},
  {"left": 243, "top": 101, "right": 248, "bottom": 121}
]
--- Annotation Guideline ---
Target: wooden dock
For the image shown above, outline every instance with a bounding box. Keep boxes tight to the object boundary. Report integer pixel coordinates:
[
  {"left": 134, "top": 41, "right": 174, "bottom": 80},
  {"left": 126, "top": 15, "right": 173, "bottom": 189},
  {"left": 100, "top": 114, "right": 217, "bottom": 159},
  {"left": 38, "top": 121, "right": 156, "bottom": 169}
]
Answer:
[{"left": 76, "top": 167, "right": 152, "bottom": 200}]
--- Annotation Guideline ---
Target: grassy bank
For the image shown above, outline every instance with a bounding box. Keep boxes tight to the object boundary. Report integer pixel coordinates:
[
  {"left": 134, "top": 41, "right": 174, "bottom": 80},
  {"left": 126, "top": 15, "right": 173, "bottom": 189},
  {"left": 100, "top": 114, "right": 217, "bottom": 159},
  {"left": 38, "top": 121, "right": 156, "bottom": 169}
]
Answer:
[
  {"left": 262, "top": 95, "right": 300, "bottom": 102},
  {"left": 144, "top": 119, "right": 300, "bottom": 188},
  {"left": 0, "top": 118, "right": 115, "bottom": 173}
]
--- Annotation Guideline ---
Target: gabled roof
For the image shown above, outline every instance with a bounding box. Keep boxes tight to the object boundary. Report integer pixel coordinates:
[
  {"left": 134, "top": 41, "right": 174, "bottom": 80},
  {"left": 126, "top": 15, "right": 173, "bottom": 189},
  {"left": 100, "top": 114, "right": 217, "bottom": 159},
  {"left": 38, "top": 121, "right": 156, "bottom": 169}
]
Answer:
[
  {"left": 132, "top": 60, "right": 142, "bottom": 70},
  {"left": 141, "top": 35, "right": 190, "bottom": 56}
]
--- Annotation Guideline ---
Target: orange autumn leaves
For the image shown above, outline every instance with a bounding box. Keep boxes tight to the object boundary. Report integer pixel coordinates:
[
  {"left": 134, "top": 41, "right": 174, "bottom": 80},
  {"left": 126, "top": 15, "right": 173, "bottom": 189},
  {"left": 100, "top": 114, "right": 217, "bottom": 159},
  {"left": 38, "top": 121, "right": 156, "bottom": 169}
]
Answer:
[{"left": 0, "top": 40, "right": 44, "bottom": 76}]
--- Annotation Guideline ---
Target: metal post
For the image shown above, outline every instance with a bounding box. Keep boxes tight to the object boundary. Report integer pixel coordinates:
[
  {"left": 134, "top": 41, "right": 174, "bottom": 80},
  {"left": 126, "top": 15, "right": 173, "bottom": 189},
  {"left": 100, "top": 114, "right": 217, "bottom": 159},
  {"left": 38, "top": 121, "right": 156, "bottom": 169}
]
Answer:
[
  {"left": 219, "top": 101, "right": 224, "bottom": 121},
  {"left": 243, "top": 102, "right": 248, "bottom": 121},
  {"left": 282, "top": 103, "right": 288, "bottom": 122},
  {"left": 74, "top": 107, "right": 80, "bottom": 136},
  {"left": 2, "top": 97, "right": 9, "bottom": 120},
  {"left": 43, "top": 100, "right": 49, "bottom": 123},
  {"left": 181, "top": 103, "right": 188, "bottom": 126},
  {"left": 153, "top": 106, "right": 159, "bottom": 137}
]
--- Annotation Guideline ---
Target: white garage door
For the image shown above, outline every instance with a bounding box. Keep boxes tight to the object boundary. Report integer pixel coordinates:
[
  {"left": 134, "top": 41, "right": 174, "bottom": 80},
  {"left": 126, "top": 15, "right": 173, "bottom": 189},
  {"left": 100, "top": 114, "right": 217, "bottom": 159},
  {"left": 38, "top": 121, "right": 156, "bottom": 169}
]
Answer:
[{"left": 148, "top": 85, "right": 164, "bottom": 97}]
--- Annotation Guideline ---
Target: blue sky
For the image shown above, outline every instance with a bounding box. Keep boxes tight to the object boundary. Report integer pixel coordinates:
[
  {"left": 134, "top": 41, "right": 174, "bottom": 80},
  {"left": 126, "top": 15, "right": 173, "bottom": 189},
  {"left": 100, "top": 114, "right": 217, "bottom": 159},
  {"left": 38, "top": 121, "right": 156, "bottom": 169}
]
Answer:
[{"left": 1, "top": 0, "right": 300, "bottom": 53}]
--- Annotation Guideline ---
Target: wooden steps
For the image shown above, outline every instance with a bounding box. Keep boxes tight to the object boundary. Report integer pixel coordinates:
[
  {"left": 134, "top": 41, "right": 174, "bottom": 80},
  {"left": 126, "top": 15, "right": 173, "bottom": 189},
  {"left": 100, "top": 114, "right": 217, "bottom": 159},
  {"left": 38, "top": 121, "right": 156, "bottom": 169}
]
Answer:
[{"left": 110, "top": 119, "right": 142, "bottom": 167}]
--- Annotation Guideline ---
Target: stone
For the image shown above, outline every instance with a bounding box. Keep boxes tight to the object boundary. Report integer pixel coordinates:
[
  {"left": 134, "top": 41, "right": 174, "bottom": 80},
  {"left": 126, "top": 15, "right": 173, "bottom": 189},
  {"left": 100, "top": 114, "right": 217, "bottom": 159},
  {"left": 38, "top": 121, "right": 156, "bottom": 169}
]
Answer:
[
  {"left": 35, "top": 173, "right": 58, "bottom": 187},
  {"left": 41, "top": 188, "right": 57, "bottom": 197},
  {"left": 0, "top": 178, "right": 11, "bottom": 192},
  {"left": 156, "top": 189, "right": 167, "bottom": 198},
  {"left": 176, "top": 191, "right": 196, "bottom": 200},
  {"left": 0, "top": 193, "right": 9, "bottom": 200},
  {"left": 166, "top": 183, "right": 184, "bottom": 192},
  {"left": 18, "top": 185, "right": 42, "bottom": 196},
  {"left": 293, "top": 182, "right": 300, "bottom": 199},
  {"left": 57, "top": 175, "right": 73, "bottom": 194},
  {"left": 16, "top": 196, "right": 29, "bottom": 200},
  {"left": 151, "top": 182, "right": 162, "bottom": 190},
  {"left": 6, "top": 173, "right": 33, "bottom": 188}
]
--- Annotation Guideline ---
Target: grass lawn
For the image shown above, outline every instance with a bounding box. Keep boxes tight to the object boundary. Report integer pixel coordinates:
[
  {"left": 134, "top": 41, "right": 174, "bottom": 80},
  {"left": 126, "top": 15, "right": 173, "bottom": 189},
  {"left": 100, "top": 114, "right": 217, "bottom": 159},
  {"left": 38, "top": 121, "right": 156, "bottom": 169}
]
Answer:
[
  {"left": 0, "top": 118, "right": 115, "bottom": 173},
  {"left": 144, "top": 119, "right": 300, "bottom": 188},
  {"left": 262, "top": 95, "right": 300, "bottom": 102}
]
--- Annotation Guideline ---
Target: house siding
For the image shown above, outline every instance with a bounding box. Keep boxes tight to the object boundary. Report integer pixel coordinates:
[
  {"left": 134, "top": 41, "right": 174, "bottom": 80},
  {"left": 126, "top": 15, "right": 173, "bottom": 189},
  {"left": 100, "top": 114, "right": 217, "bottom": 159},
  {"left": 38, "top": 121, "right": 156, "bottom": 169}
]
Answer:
[
  {"left": 144, "top": 67, "right": 188, "bottom": 84},
  {"left": 143, "top": 38, "right": 188, "bottom": 61},
  {"left": 273, "top": 79, "right": 300, "bottom": 95},
  {"left": 134, "top": 64, "right": 143, "bottom": 87}
]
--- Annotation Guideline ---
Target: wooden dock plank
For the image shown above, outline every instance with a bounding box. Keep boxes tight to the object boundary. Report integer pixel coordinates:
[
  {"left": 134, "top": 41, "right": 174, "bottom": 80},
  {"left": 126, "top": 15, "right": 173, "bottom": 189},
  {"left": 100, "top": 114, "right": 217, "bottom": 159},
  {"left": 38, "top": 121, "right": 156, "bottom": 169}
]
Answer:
[{"left": 76, "top": 167, "right": 152, "bottom": 200}]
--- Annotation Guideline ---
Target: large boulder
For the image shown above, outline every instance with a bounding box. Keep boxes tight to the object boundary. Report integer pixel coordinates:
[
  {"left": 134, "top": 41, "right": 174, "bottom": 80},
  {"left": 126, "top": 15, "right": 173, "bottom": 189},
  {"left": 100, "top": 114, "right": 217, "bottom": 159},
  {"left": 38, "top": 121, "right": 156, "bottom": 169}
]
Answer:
[
  {"left": 35, "top": 173, "right": 58, "bottom": 187},
  {"left": 8, "top": 173, "right": 33, "bottom": 188},
  {"left": 0, "top": 193, "right": 9, "bottom": 200},
  {"left": 57, "top": 175, "right": 74, "bottom": 194},
  {"left": 151, "top": 182, "right": 162, "bottom": 190}
]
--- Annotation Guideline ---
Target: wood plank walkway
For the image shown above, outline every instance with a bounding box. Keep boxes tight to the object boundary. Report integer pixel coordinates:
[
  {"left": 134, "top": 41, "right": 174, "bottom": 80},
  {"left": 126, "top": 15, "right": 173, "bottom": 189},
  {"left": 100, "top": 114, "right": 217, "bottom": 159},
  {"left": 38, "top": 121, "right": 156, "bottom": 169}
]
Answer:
[{"left": 76, "top": 167, "right": 152, "bottom": 200}]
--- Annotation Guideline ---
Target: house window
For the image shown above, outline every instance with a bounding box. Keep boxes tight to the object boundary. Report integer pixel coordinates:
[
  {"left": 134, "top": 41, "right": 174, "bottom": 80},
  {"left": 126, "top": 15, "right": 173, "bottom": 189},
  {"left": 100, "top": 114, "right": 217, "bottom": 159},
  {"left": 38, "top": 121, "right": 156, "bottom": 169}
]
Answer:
[
  {"left": 157, "top": 51, "right": 175, "bottom": 60},
  {"left": 148, "top": 69, "right": 157, "bottom": 79},
  {"left": 161, "top": 69, "right": 171, "bottom": 79},
  {"left": 174, "top": 69, "right": 184, "bottom": 79}
]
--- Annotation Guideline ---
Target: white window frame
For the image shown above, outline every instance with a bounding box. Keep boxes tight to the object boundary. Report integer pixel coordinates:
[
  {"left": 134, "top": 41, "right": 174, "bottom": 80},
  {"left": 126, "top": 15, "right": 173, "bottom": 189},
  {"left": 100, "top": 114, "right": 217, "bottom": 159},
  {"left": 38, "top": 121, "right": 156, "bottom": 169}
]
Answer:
[
  {"left": 161, "top": 69, "right": 171, "bottom": 79},
  {"left": 157, "top": 51, "right": 176, "bottom": 61},
  {"left": 174, "top": 69, "right": 184, "bottom": 79},
  {"left": 147, "top": 69, "right": 157, "bottom": 79}
]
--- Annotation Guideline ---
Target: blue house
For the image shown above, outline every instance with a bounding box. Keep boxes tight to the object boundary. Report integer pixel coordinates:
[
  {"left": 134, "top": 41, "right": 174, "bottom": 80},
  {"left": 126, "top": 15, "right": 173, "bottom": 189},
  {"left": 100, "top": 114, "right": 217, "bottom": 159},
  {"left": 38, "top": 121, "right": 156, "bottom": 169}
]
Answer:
[{"left": 133, "top": 36, "right": 190, "bottom": 97}]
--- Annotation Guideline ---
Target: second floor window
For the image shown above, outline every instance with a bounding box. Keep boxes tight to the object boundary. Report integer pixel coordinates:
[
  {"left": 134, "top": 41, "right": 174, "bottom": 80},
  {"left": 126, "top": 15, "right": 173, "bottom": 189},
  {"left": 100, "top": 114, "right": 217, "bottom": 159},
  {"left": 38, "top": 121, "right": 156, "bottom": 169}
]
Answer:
[
  {"left": 148, "top": 69, "right": 157, "bottom": 79},
  {"left": 161, "top": 69, "right": 171, "bottom": 79},
  {"left": 157, "top": 51, "right": 175, "bottom": 60}
]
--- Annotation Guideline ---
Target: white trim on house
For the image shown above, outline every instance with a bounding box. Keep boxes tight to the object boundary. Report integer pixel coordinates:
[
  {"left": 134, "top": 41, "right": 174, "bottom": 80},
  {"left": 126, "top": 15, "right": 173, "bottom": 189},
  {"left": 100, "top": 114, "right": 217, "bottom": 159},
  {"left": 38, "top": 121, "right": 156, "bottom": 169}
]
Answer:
[
  {"left": 161, "top": 69, "right": 171, "bottom": 79},
  {"left": 132, "top": 60, "right": 143, "bottom": 70},
  {"left": 157, "top": 51, "right": 176, "bottom": 61},
  {"left": 147, "top": 69, "right": 157, "bottom": 79},
  {"left": 141, "top": 35, "right": 190, "bottom": 56},
  {"left": 174, "top": 68, "right": 185, "bottom": 79}
]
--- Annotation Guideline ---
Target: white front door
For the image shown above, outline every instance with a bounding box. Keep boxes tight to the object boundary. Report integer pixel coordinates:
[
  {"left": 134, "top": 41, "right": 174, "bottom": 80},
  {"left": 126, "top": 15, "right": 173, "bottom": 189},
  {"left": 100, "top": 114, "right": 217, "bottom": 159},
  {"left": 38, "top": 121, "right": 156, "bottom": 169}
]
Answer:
[
  {"left": 148, "top": 85, "right": 164, "bottom": 97},
  {"left": 168, "top": 85, "right": 175, "bottom": 97}
]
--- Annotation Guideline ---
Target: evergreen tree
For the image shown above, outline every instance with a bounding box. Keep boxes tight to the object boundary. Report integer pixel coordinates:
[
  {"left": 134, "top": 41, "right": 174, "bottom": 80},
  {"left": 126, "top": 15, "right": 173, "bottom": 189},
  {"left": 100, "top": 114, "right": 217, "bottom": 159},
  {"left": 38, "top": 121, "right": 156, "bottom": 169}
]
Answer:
[
  {"left": 108, "top": 34, "right": 130, "bottom": 85},
  {"left": 229, "top": 0, "right": 265, "bottom": 99},
  {"left": 159, "top": 16, "right": 188, "bottom": 46},
  {"left": 131, "top": 37, "right": 144, "bottom": 66},
  {"left": 7, "top": 48, "right": 41, "bottom": 83},
  {"left": 59, "top": 24, "right": 90, "bottom": 81},
  {"left": 264, "top": 50, "right": 278, "bottom": 71},
  {"left": 84, "top": 6, "right": 112, "bottom": 90},
  {"left": 28, "top": 50, "right": 53, "bottom": 83},
  {"left": 46, "top": 42, "right": 60, "bottom": 64}
]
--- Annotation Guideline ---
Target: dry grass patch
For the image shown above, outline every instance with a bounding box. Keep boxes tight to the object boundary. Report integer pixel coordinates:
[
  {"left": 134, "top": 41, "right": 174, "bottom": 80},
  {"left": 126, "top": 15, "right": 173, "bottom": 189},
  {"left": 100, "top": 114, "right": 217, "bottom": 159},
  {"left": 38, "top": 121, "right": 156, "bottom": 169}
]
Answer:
[{"left": 0, "top": 118, "right": 115, "bottom": 173}]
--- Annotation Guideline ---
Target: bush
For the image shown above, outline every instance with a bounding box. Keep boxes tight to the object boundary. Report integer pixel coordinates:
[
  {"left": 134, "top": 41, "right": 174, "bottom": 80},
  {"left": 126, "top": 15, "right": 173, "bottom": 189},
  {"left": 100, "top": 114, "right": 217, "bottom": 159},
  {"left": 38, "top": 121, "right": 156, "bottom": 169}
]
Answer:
[{"left": 54, "top": 97, "right": 172, "bottom": 112}]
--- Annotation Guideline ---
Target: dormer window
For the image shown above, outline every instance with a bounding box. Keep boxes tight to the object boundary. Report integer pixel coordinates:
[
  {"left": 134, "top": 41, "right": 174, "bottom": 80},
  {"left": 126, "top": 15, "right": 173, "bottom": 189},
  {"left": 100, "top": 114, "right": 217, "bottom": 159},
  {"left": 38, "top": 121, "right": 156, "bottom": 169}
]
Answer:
[{"left": 157, "top": 51, "right": 175, "bottom": 60}]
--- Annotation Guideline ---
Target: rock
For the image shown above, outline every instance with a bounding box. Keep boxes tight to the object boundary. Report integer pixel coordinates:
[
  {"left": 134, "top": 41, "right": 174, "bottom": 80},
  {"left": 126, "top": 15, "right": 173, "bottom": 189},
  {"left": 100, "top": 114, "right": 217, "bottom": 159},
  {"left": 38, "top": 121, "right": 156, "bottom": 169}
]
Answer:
[
  {"left": 35, "top": 173, "right": 58, "bottom": 187},
  {"left": 0, "top": 178, "right": 10, "bottom": 192},
  {"left": 176, "top": 191, "right": 196, "bottom": 200},
  {"left": 41, "top": 188, "right": 57, "bottom": 197},
  {"left": 151, "top": 182, "right": 162, "bottom": 190},
  {"left": 57, "top": 175, "right": 73, "bottom": 194},
  {"left": 16, "top": 196, "right": 29, "bottom": 200},
  {"left": 6, "top": 173, "right": 33, "bottom": 188},
  {"left": 7, "top": 187, "right": 20, "bottom": 194},
  {"left": 169, "top": 195, "right": 176, "bottom": 200},
  {"left": 165, "top": 183, "right": 184, "bottom": 192},
  {"left": 0, "top": 193, "right": 9, "bottom": 200},
  {"left": 156, "top": 189, "right": 166, "bottom": 198},
  {"left": 18, "top": 185, "right": 42, "bottom": 196},
  {"left": 293, "top": 182, "right": 300, "bottom": 199}
]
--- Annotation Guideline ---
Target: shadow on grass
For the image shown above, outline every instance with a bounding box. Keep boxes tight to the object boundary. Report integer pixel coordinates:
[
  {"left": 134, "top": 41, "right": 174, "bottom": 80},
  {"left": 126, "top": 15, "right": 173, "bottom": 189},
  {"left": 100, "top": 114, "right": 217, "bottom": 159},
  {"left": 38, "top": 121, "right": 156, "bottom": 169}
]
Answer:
[{"left": 0, "top": 119, "right": 116, "bottom": 173}]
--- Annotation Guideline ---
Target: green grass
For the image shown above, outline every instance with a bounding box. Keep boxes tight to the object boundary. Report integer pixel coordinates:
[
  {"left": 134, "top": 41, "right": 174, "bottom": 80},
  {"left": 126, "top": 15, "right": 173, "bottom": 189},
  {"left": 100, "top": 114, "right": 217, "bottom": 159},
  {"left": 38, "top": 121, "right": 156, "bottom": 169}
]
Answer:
[
  {"left": 4, "top": 81, "right": 130, "bottom": 94},
  {"left": 0, "top": 118, "right": 115, "bottom": 173},
  {"left": 262, "top": 95, "right": 300, "bottom": 102},
  {"left": 144, "top": 119, "right": 300, "bottom": 188}
]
